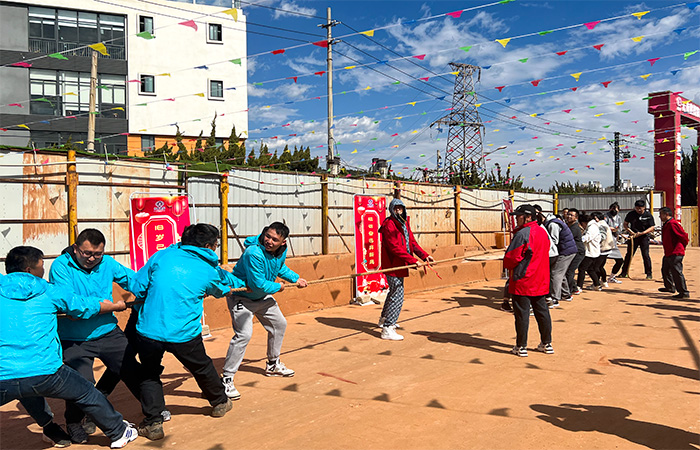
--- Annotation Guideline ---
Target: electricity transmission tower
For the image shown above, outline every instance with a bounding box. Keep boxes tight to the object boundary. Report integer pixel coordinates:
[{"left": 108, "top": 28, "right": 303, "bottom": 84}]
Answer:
[{"left": 430, "top": 63, "right": 485, "bottom": 185}]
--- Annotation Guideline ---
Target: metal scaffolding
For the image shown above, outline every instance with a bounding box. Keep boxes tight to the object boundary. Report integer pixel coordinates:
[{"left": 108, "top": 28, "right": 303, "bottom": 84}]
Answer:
[{"left": 431, "top": 63, "right": 485, "bottom": 185}]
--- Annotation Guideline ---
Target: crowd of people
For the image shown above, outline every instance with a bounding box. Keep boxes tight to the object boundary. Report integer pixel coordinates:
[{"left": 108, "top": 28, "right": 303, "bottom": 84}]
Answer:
[
  {"left": 501, "top": 201, "right": 690, "bottom": 357},
  {"left": 0, "top": 199, "right": 691, "bottom": 448}
]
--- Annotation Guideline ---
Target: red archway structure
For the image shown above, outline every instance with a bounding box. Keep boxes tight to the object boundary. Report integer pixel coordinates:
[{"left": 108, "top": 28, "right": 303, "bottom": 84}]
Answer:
[{"left": 648, "top": 91, "right": 700, "bottom": 219}]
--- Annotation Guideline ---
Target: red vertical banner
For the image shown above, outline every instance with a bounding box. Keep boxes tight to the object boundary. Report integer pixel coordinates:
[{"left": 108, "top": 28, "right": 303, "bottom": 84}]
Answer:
[
  {"left": 503, "top": 198, "right": 516, "bottom": 232},
  {"left": 353, "top": 195, "right": 387, "bottom": 299},
  {"left": 129, "top": 195, "right": 191, "bottom": 270}
]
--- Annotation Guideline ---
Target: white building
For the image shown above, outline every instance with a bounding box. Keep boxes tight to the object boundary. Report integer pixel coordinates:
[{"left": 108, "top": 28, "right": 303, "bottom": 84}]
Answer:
[{"left": 0, "top": 0, "right": 247, "bottom": 155}]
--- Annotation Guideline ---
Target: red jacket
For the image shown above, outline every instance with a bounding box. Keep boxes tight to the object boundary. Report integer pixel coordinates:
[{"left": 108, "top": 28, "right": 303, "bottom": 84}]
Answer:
[
  {"left": 504, "top": 220, "right": 550, "bottom": 296},
  {"left": 380, "top": 216, "right": 429, "bottom": 278},
  {"left": 662, "top": 218, "right": 689, "bottom": 256}
]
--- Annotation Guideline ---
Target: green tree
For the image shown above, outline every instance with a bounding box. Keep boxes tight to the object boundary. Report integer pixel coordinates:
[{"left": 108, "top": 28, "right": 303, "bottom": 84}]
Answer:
[
  {"left": 278, "top": 145, "right": 293, "bottom": 170},
  {"left": 174, "top": 125, "right": 190, "bottom": 161},
  {"left": 193, "top": 131, "right": 204, "bottom": 160},
  {"left": 147, "top": 141, "right": 173, "bottom": 158}
]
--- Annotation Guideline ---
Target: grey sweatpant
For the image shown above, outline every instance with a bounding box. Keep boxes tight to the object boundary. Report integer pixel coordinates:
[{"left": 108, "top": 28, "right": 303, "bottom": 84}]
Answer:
[
  {"left": 551, "top": 253, "right": 575, "bottom": 301},
  {"left": 222, "top": 295, "right": 287, "bottom": 377}
]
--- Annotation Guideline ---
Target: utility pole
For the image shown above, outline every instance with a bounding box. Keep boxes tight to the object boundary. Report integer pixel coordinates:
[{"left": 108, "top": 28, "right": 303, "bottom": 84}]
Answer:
[
  {"left": 614, "top": 131, "right": 621, "bottom": 192},
  {"left": 87, "top": 50, "right": 98, "bottom": 152},
  {"left": 320, "top": 8, "right": 340, "bottom": 175}
]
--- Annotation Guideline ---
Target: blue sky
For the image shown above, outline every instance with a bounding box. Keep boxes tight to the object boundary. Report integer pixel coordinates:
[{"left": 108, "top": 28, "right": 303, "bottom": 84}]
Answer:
[{"left": 183, "top": 0, "right": 700, "bottom": 189}]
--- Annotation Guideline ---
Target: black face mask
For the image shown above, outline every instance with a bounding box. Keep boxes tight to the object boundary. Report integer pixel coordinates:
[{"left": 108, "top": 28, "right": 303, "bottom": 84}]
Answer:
[{"left": 609, "top": 210, "right": 618, "bottom": 216}]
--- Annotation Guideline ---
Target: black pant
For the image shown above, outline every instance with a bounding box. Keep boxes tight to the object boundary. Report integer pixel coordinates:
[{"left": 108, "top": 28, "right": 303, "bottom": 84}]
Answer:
[
  {"left": 577, "top": 256, "right": 601, "bottom": 288},
  {"left": 135, "top": 333, "right": 227, "bottom": 425},
  {"left": 661, "top": 255, "right": 688, "bottom": 295},
  {"left": 95, "top": 310, "right": 142, "bottom": 397},
  {"left": 621, "top": 236, "right": 652, "bottom": 276},
  {"left": 61, "top": 327, "right": 156, "bottom": 425},
  {"left": 611, "top": 258, "right": 624, "bottom": 275},
  {"left": 594, "top": 255, "right": 609, "bottom": 283},
  {"left": 512, "top": 295, "right": 552, "bottom": 348},
  {"left": 565, "top": 253, "right": 585, "bottom": 293}
]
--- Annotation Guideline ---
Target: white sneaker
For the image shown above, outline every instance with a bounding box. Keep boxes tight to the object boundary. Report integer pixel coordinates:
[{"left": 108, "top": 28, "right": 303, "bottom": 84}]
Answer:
[
  {"left": 377, "top": 317, "right": 401, "bottom": 329},
  {"left": 602, "top": 282, "right": 609, "bottom": 288},
  {"left": 609, "top": 276, "right": 622, "bottom": 284},
  {"left": 381, "top": 326, "right": 404, "bottom": 341},
  {"left": 110, "top": 421, "right": 138, "bottom": 448},
  {"left": 265, "top": 360, "right": 295, "bottom": 377},
  {"left": 221, "top": 376, "right": 241, "bottom": 399}
]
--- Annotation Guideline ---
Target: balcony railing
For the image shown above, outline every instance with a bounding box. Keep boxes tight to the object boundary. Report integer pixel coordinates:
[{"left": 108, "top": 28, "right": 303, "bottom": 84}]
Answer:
[{"left": 29, "top": 38, "right": 125, "bottom": 60}]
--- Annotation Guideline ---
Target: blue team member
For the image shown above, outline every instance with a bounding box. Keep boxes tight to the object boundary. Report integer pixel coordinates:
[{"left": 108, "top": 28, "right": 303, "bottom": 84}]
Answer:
[
  {"left": 132, "top": 224, "right": 246, "bottom": 440},
  {"left": 49, "top": 229, "right": 157, "bottom": 444},
  {"left": 221, "top": 222, "right": 308, "bottom": 400},
  {"left": 0, "top": 246, "right": 138, "bottom": 448}
]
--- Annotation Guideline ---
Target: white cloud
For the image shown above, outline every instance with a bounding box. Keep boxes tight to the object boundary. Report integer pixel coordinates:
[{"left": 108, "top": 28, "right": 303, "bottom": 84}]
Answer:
[{"left": 272, "top": 1, "right": 318, "bottom": 19}]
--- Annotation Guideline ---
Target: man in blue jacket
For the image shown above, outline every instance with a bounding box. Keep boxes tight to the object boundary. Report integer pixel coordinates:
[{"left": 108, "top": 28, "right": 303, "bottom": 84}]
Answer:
[
  {"left": 0, "top": 246, "right": 138, "bottom": 448},
  {"left": 221, "top": 222, "right": 308, "bottom": 400},
  {"left": 132, "top": 223, "right": 246, "bottom": 439},
  {"left": 49, "top": 229, "right": 156, "bottom": 444}
]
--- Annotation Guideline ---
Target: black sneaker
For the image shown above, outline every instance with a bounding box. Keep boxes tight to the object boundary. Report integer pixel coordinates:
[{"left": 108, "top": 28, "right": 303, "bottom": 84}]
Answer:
[
  {"left": 82, "top": 417, "right": 96, "bottom": 435},
  {"left": 671, "top": 292, "right": 690, "bottom": 299},
  {"left": 137, "top": 421, "right": 164, "bottom": 441},
  {"left": 658, "top": 287, "right": 675, "bottom": 293},
  {"left": 67, "top": 422, "right": 88, "bottom": 444},
  {"left": 645, "top": 274, "right": 653, "bottom": 280},
  {"left": 42, "top": 422, "right": 72, "bottom": 448},
  {"left": 500, "top": 301, "right": 513, "bottom": 312}
]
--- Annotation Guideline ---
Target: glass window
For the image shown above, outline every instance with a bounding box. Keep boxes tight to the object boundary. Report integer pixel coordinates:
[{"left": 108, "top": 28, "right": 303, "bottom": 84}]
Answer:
[
  {"left": 78, "top": 12, "right": 98, "bottom": 44},
  {"left": 29, "top": 7, "right": 56, "bottom": 39},
  {"left": 207, "top": 23, "right": 222, "bottom": 42},
  {"left": 30, "top": 69, "right": 60, "bottom": 115},
  {"left": 140, "top": 75, "right": 155, "bottom": 94},
  {"left": 139, "top": 16, "right": 154, "bottom": 34},
  {"left": 141, "top": 135, "right": 155, "bottom": 152},
  {"left": 57, "top": 10, "right": 78, "bottom": 42},
  {"left": 209, "top": 80, "right": 224, "bottom": 99}
]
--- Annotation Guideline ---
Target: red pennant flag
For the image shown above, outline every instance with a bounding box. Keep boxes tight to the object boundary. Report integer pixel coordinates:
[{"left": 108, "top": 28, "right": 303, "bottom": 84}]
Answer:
[
  {"left": 412, "top": 54, "right": 426, "bottom": 60},
  {"left": 11, "top": 62, "right": 32, "bottom": 68},
  {"left": 8, "top": 103, "right": 23, "bottom": 107},
  {"left": 270, "top": 136, "right": 278, "bottom": 139},
  {"left": 286, "top": 76, "right": 298, "bottom": 83},
  {"left": 593, "top": 44, "right": 605, "bottom": 51},
  {"left": 584, "top": 21, "right": 601, "bottom": 30},
  {"left": 563, "top": 109, "right": 572, "bottom": 113},
  {"left": 545, "top": 122, "right": 551, "bottom": 125},
  {"left": 391, "top": 133, "right": 398, "bottom": 136},
  {"left": 419, "top": 77, "right": 429, "bottom": 81},
  {"left": 179, "top": 20, "right": 198, "bottom": 31},
  {"left": 165, "top": 98, "right": 175, "bottom": 101},
  {"left": 288, "top": 134, "right": 297, "bottom": 136},
  {"left": 495, "top": 86, "right": 506, "bottom": 92},
  {"left": 282, "top": 123, "right": 290, "bottom": 127},
  {"left": 647, "top": 57, "right": 660, "bottom": 66},
  {"left": 530, "top": 79, "right": 542, "bottom": 87},
  {"left": 314, "top": 71, "right": 326, "bottom": 76},
  {"left": 601, "top": 81, "right": 612, "bottom": 88},
  {"left": 313, "top": 40, "right": 329, "bottom": 48},
  {"left": 529, "top": 159, "right": 536, "bottom": 162},
  {"left": 272, "top": 49, "right": 285, "bottom": 55},
  {"left": 510, "top": 116, "right": 517, "bottom": 119},
  {"left": 556, "top": 51, "right": 568, "bottom": 56},
  {"left": 446, "top": 10, "right": 463, "bottom": 18},
  {"left": 570, "top": 87, "right": 578, "bottom": 91}
]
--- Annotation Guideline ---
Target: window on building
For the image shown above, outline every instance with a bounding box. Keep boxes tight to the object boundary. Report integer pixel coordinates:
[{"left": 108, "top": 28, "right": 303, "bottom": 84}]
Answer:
[
  {"left": 30, "top": 69, "right": 60, "bottom": 115},
  {"left": 139, "top": 16, "right": 154, "bottom": 34},
  {"left": 99, "top": 14, "right": 125, "bottom": 43},
  {"left": 209, "top": 80, "right": 224, "bottom": 99},
  {"left": 141, "top": 135, "right": 156, "bottom": 152},
  {"left": 99, "top": 74, "right": 126, "bottom": 118},
  {"left": 57, "top": 9, "right": 78, "bottom": 43},
  {"left": 60, "top": 71, "right": 91, "bottom": 116},
  {"left": 28, "top": 7, "right": 56, "bottom": 49},
  {"left": 140, "top": 74, "right": 155, "bottom": 94},
  {"left": 207, "top": 23, "right": 223, "bottom": 43}
]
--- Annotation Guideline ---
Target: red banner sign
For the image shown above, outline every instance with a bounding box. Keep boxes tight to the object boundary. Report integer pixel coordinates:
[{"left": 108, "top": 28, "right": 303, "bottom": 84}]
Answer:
[
  {"left": 129, "top": 195, "right": 191, "bottom": 270},
  {"left": 353, "top": 195, "right": 388, "bottom": 299},
  {"left": 503, "top": 198, "right": 516, "bottom": 232}
]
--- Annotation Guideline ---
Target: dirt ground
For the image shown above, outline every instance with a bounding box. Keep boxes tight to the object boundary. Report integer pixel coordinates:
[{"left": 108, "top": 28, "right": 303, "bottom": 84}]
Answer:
[{"left": 2, "top": 246, "right": 699, "bottom": 450}]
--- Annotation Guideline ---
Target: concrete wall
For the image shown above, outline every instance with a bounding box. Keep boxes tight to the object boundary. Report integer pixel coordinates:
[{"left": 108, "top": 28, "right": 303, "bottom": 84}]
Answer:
[
  {"left": 0, "top": 4, "right": 28, "bottom": 51},
  {"left": 114, "top": 244, "right": 504, "bottom": 332}
]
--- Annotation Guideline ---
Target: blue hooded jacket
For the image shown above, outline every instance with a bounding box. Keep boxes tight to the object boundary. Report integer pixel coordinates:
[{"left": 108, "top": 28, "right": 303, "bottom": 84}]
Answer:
[
  {"left": 232, "top": 234, "right": 299, "bottom": 300},
  {"left": 133, "top": 244, "right": 245, "bottom": 343},
  {"left": 0, "top": 273, "right": 102, "bottom": 380},
  {"left": 50, "top": 251, "right": 137, "bottom": 341}
]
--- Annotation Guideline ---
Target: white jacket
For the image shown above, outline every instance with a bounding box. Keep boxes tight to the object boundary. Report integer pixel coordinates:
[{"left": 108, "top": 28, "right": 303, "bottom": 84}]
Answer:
[{"left": 582, "top": 221, "right": 601, "bottom": 258}]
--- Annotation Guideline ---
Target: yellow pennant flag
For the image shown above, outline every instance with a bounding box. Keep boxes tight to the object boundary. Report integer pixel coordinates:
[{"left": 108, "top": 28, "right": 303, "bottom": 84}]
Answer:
[
  {"left": 530, "top": 113, "right": 537, "bottom": 117},
  {"left": 222, "top": 8, "right": 238, "bottom": 21},
  {"left": 640, "top": 73, "right": 651, "bottom": 80},
  {"left": 576, "top": 129, "right": 582, "bottom": 132},
  {"left": 493, "top": 129, "right": 499, "bottom": 132},
  {"left": 394, "top": 116, "right": 403, "bottom": 120},
  {"left": 353, "top": 140, "right": 360, "bottom": 143},
  {"left": 18, "top": 124, "right": 30, "bottom": 129},
  {"left": 194, "top": 93, "right": 205, "bottom": 97},
  {"left": 344, "top": 65, "right": 356, "bottom": 70},
  {"left": 364, "top": 86, "right": 371, "bottom": 90},
  {"left": 139, "top": 129, "right": 147, "bottom": 132},
  {"left": 263, "top": 105, "right": 271, "bottom": 109},
  {"left": 631, "top": 11, "right": 650, "bottom": 19},
  {"left": 112, "top": 107, "right": 125, "bottom": 111},
  {"left": 411, "top": 130, "right": 418, "bottom": 134},
  {"left": 475, "top": 103, "right": 481, "bottom": 107},
  {"left": 242, "top": 130, "right": 248, "bottom": 135},
  {"left": 450, "top": 71, "right": 459, "bottom": 75},
  {"left": 359, "top": 30, "right": 375, "bottom": 37},
  {"left": 570, "top": 72, "right": 582, "bottom": 81},
  {"left": 408, "top": 102, "right": 416, "bottom": 106},
  {"left": 351, "top": 149, "right": 358, "bottom": 154},
  {"left": 495, "top": 38, "right": 511, "bottom": 48},
  {"left": 157, "top": 73, "right": 171, "bottom": 77},
  {"left": 89, "top": 43, "right": 109, "bottom": 56},
  {"left": 594, "top": 113, "right": 604, "bottom": 117},
  {"left": 615, "top": 101, "right": 625, "bottom": 105},
  {"left": 574, "top": 170, "right": 578, "bottom": 174},
  {"left": 631, "top": 35, "right": 644, "bottom": 42}
]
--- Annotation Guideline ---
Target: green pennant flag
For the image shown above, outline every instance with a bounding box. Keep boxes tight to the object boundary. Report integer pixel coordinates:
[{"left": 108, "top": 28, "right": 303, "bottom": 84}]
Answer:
[
  {"left": 642, "top": 96, "right": 651, "bottom": 100},
  {"left": 392, "top": 81, "right": 401, "bottom": 85},
  {"left": 518, "top": 58, "right": 529, "bottom": 63},
  {"left": 230, "top": 58, "right": 242, "bottom": 65},
  {"left": 537, "top": 92, "right": 548, "bottom": 95},
  {"left": 498, "top": 0, "right": 515, "bottom": 3},
  {"left": 588, "top": 105, "right": 596, "bottom": 108},
  {"left": 621, "top": 109, "right": 631, "bottom": 113},
  {"left": 254, "top": 82, "right": 263, "bottom": 86},
  {"left": 136, "top": 103, "right": 147, "bottom": 106},
  {"left": 460, "top": 45, "right": 472, "bottom": 52},
  {"left": 538, "top": 30, "right": 553, "bottom": 35},
  {"left": 553, "top": 132, "right": 560, "bottom": 135},
  {"left": 603, "top": 125, "right": 611, "bottom": 128},
  {"left": 136, "top": 31, "right": 154, "bottom": 40},
  {"left": 48, "top": 52, "right": 68, "bottom": 60},
  {"left": 683, "top": 50, "right": 698, "bottom": 60},
  {"left": 571, "top": 146, "right": 577, "bottom": 149}
]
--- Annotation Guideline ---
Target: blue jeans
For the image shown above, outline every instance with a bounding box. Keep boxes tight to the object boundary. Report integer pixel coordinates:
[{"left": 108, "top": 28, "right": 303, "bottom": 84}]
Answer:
[
  {"left": 0, "top": 364, "right": 126, "bottom": 441},
  {"left": 19, "top": 397, "right": 54, "bottom": 427}
]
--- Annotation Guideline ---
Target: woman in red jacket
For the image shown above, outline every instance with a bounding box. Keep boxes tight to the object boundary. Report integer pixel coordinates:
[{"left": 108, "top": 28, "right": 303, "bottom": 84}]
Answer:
[{"left": 378, "top": 198, "right": 434, "bottom": 341}]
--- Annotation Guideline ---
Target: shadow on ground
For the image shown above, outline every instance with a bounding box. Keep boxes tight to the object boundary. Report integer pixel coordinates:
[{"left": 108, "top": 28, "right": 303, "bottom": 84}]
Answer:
[
  {"left": 314, "top": 317, "right": 380, "bottom": 337},
  {"left": 444, "top": 287, "right": 506, "bottom": 311},
  {"left": 609, "top": 358, "right": 699, "bottom": 381},
  {"left": 531, "top": 403, "right": 700, "bottom": 450},
  {"left": 412, "top": 330, "right": 512, "bottom": 354}
]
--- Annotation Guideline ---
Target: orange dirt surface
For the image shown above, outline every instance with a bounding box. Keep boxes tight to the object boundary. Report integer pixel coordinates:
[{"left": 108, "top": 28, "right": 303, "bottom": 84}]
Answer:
[{"left": 2, "top": 246, "right": 698, "bottom": 450}]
